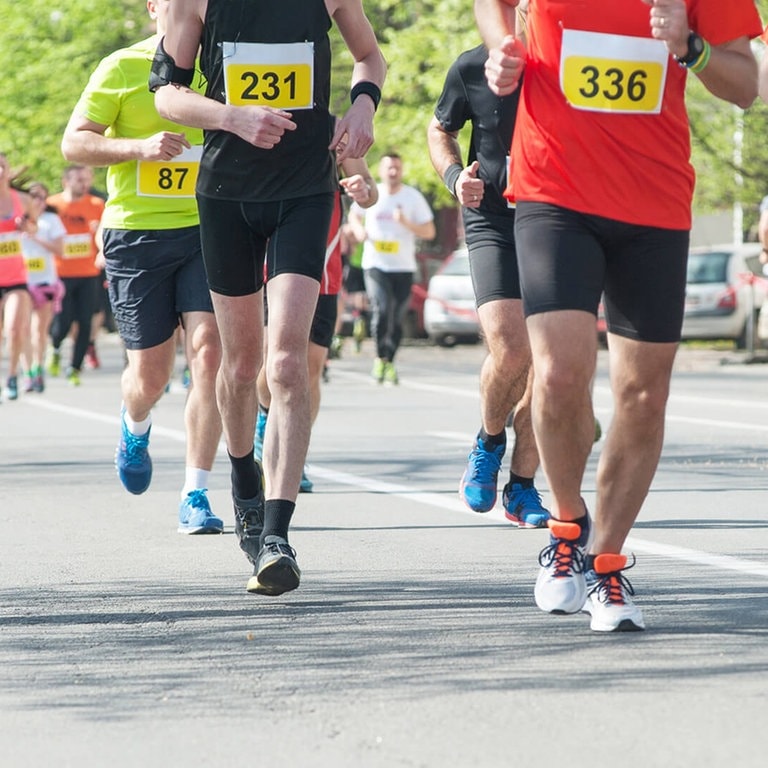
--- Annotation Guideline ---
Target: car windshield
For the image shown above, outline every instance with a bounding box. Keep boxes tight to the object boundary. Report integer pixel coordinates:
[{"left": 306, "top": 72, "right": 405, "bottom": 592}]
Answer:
[{"left": 687, "top": 251, "right": 729, "bottom": 284}]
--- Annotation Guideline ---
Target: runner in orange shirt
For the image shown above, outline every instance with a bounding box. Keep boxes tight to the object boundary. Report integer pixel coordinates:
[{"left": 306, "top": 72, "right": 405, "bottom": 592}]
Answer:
[{"left": 47, "top": 164, "right": 104, "bottom": 385}]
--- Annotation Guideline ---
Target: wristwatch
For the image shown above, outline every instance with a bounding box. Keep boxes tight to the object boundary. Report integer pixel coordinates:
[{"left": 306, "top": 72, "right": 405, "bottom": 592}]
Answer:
[{"left": 675, "top": 32, "right": 705, "bottom": 67}]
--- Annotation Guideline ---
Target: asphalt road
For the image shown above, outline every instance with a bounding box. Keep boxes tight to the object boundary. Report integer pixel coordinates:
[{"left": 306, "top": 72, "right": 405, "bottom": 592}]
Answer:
[{"left": 1, "top": 334, "right": 767, "bottom": 768}]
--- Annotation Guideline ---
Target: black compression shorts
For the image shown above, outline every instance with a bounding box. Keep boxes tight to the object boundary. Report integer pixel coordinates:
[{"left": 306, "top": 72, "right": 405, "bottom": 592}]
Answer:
[
  {"left": 514, "top": 202, "right": 689, "bottom": 343},
  {"left": 197, "top": 193, "right": 335, "bottom": 297}
]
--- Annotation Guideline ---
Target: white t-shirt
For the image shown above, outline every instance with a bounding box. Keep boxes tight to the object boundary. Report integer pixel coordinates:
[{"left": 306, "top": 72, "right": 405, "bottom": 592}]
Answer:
[
  {"left": 22, "top": 211, "right": 66, "bottom": 287},
  {"left": 355, "top": 184, "right": 434, "bottom": 272}
]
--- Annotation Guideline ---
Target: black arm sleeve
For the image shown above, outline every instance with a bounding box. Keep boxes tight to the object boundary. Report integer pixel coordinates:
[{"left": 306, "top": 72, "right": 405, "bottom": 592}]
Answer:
[{"left": 148, "top": 37, "right": 195, "bottom": 93}]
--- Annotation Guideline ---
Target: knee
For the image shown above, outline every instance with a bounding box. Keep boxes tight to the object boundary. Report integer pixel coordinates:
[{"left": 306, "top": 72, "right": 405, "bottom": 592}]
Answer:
[{"left": 267, "top": 350, "right": 306, "bottom": 395}]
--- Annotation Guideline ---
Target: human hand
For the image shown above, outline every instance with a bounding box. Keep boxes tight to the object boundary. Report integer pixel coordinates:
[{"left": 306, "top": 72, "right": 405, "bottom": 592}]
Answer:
[
  {"left": 140, "top": 131, "right": 192, "bottom": 161},
  {"left": 330, "top": 97, "right": 375, "bottom": 163},
  {"left": 642, "top": 0, "right": 690, "bottom": 59},
  {"left": 340, "top": 174, "right": 372, "bottom": 205},
  {"left": 224, "top": 106, "right": 297, "bottom": 149},
  {"left": 485, "top": 35, "right": 526, "bottom": 96},
  {"left": 455, "top": 161, "right": 484, "bottom": 208}
]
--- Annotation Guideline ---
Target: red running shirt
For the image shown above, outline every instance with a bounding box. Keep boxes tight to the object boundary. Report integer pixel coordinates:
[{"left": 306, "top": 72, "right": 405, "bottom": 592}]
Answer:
[{"left": 509, "top": 0, "right": 762, "bottom": 230}]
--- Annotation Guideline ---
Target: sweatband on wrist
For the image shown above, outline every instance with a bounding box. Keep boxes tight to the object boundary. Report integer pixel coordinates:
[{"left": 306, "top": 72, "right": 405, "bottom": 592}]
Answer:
[
  {"left": 443, "top": 163, "right": 464, "bottom": 198},
  {"left": 689, "top": 40, "right": 712, "bottom": 74},
  {"left": 350, "top": 81, "right": 381, "bottom": 111}
]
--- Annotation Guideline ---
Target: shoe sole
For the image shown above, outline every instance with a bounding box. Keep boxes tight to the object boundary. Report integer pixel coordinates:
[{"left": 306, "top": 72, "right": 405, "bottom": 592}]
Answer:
[
  {"left": 247, "top": 559, "right": 301, "bottom": 596},
  {"left": 504, "top": 510, "right": 549, "bottom": 529},
  {"left": 177, "top": 522, "right": 224, "bottom": 535}
]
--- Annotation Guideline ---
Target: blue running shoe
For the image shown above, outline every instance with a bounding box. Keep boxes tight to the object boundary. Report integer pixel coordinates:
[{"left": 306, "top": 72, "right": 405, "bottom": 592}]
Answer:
[
  {"left": 254, "top": 409, "right": 267, "bottom": 461},
  {"left": 299, "top": 467, "right": 313, "bottom": 493},
  {"left": 459, "top": 438, "right": 505, "bottom": 512},
  {"left": 115, "top": 409, "right": 152, "bottom": 495},
  {"left": 502, "top": 483, "right": 550, "bottom": 528},
  {"left": 178, "top": 489, "right": 224, "bottom": 534}
]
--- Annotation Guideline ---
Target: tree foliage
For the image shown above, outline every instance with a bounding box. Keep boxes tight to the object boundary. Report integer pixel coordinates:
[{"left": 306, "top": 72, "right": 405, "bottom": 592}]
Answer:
[{"left": 2, "top": 0, "right": 768, "bottom": 236}]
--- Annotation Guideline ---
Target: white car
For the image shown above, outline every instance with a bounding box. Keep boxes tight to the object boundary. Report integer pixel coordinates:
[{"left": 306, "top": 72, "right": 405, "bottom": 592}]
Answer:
[
  {"left": 683, "top": 243, "right": 766, "bottom": 349},
  {"left": 423, "top": 248, "right": 481, "bottom": 347}
]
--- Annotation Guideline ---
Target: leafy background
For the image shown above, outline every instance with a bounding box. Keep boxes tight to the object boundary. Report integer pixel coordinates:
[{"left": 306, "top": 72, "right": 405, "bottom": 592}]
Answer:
[{"left": 2, "top": 0, "right": 767, "bottom": 246}]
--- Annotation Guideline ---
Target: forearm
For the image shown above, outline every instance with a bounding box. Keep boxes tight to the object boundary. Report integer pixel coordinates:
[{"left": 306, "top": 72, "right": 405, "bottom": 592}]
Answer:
[
  {"left": 61, "top": 128, "right": 143, "bottom": 167},
  {"left": 154, "top": 84, "right": 229, "bottom": 132},
  {"left": 474, "top": 0, "right": 517, "bottom": 49},
  {"left": 695, "top": 39, "right": 757, "bottom": 109},
  {"left": 427, "top": 118, "right": 463, "bottom": 185}
]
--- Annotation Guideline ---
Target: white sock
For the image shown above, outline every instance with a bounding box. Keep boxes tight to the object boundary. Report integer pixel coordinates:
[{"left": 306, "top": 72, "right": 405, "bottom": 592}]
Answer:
[
  {"left": 123, "top": 408, "right": 151, "bottom": 436},
  {"left": 182, "top": 467, "right": 210, "bottom": 498}
]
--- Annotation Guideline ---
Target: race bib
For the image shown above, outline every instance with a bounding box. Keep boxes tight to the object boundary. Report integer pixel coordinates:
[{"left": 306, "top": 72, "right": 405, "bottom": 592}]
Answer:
[
  {"left": 25, "top": 257, "right": 45, "bottom": 273},
  {"left": 223, "top": 41, "right": 314, "bottom": 110},
  {"left": 137, "top": 145, "right": 202, "bottom": 198},
  {"left": 62, "top": 233, "right": 92, "bottom": 259},
  {"left": 560, "top": 30, "right": 668, "bottom": 114},
  {"left": 373, "top": 240, "right": 399, "bottom": 255},
  {"left": 0, "top": 233, "right": 22, "bottom": 259}
]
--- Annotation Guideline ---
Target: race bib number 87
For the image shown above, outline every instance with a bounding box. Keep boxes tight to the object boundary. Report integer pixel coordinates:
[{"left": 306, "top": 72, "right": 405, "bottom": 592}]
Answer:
[
  {"left": 560, "top": 30, "right": 668, "bottom": 114},
  {"left": 223, "top": 41, "right": 314, "bottom": 110},
  {"left": 137, "top": 145, "right": 202, "bottom": 198}
]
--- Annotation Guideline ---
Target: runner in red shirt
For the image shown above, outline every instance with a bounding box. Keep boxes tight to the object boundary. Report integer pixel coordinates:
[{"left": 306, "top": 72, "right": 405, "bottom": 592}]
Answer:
[{"left": 475, "top": 0, "right": 761, "bottom": 631}]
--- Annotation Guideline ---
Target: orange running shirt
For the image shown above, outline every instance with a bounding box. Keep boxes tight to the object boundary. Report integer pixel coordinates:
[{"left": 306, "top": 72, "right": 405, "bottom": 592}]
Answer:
[
  {"left": 510, "top": 0, "right": 762, "bottom": 230},
  {"left": 47, "top": 192, "right": 104, "bottom": 278}
]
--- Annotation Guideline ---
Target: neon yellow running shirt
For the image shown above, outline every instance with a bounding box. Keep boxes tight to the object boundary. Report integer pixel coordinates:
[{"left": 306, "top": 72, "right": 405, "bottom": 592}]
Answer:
[{"left": 74, "top": 35, "right": 204, "bottom": 230}]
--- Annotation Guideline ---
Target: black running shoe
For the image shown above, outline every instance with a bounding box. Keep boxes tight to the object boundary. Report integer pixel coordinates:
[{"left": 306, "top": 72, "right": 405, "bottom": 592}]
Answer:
[
  {"left": 247, "top": 535, "right": 301, "bottom": 596},
  {"left": 233, "top": 464, "right": 265, "bottom": 565}
]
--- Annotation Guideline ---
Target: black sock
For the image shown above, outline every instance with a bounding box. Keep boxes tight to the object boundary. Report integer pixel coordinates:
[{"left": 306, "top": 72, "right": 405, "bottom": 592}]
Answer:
[
  {"left": 479, "top": 427, "right": 506, "bottom": 450},
  {"left": 229, "top": 450, "right": 261, "bottom": 499},
  {"left": 508, "top": 473, "right": 533, "bottom": 489},
  {"left": 261, "top": 499, "right": 296, "bottom": 545}
]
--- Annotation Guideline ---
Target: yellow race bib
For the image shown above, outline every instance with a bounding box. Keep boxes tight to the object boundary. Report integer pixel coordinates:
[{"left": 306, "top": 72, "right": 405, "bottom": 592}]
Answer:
[
  {"left": 560, "top": 31, "right": 668, "bottom": 114},
  {"left": 223, "top": 41, "right": 314, "bottom": 110},
  {"left": 137, "top": 145, "right": 202, "bottom": 198},
  {"left": 62, "top": 233, "right": 92, "bottom": 259}
]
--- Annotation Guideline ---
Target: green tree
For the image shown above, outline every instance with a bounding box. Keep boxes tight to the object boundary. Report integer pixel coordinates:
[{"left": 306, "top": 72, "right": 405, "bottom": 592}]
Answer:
[
  {"left": 0, "top": 0, "right": 152, "bottom": 189},
  {"left": 3, "top": 0, "right": 768, "bottom": 240}
]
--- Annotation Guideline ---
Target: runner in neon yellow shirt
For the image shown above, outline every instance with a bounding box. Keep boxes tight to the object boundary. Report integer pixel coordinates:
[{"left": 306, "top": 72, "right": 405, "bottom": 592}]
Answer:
[{"left": 61, "top": 0, "right": 224, "bottom": 534}]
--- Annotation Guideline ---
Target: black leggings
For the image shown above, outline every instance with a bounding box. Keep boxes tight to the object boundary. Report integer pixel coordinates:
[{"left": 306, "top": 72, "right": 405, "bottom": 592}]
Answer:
[
  {"left": 50, "top": 276, "right": 99, "bottom": 370},
  {"left": 363, "top": 268, "right": 413, "bottom": 362}
]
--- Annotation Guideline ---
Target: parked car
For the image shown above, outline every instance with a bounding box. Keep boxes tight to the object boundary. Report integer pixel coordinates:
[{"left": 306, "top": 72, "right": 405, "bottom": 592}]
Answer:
[
  {"left": 423, "top": 248, "right": 481, "bottom": 347},
  {"left": 682, "top": 243, "right": 766, "bottom": 349}
]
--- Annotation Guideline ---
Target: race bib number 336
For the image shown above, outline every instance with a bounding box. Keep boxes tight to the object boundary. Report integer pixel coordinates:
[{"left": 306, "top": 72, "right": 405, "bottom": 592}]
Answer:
[
  {"left": 560, "top": 30, "right": 668, "bottom": 114},
  {"left": 223, "top": 41, "right": 314, "bottom": 110}
]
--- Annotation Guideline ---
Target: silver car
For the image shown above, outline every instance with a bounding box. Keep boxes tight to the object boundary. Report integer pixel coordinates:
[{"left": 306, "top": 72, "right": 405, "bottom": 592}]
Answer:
[
  {"left": 683, "top": 243, "right": 766, "bottom": 349},
  {"left": 423, "top": 248, "right": 480, "bottom": 347}
]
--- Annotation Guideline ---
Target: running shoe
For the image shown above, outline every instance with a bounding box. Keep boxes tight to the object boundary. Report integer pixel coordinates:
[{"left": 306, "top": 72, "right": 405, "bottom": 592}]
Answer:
[
  {"left": 353, "top": 315, "right": 366, "bottom": 351},
  {"left": 534, "top": 515, "right": 592, "bottom": 614},
  {"left": 33, "top": 373, "right": 45, "bottom": 393},
  {"left": 371, "top": 357, "right": 386, "bottom": 383},
  {"left": 254, "top": 409, "right": 267, "bottom": 462},
  {"left": 178, "top": 489, "right": 224, "bottom": 535},
  {"left": 246, "top": 535, "right": 301, "bottom": 596},
  {"left": 4, "top": 376, "right": 18, "bottom": 401},
  {"left": 299, "top": 467, "right": 314, "bottom": 493},
  {"left": 66, "top": 368, "right": 81, "bottom": 387},
  {"left": 181, "top": 366, "right": 191, "bottom": 389},
  {"left": 583, "top": 553, "right": 645, "bottom": 632},
  {"left": 24, "top": 373, "right": 35, "bottom": 394},
  {"left": 233, "top": 468, "right": 265, "bottom": 565},
  {"left": 48, "top": 351, "right": 61, "bottom": 377},
  {"left": 115, "top": 409, "right": 152, "bottom": 495},
  {"left": 383, "top": 361, "right": 399, "bottom": 385},
  {"left": 459, "top": 438, "right": 505, "bottom": 512},
  {"left": 502, "top": 482, "right": 550, "bottom": 528},
  {"left": 85, "top": 342, "right": 101, "bottom": 370}
]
